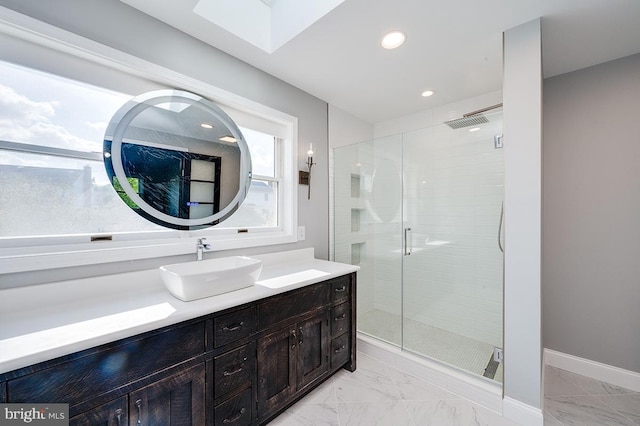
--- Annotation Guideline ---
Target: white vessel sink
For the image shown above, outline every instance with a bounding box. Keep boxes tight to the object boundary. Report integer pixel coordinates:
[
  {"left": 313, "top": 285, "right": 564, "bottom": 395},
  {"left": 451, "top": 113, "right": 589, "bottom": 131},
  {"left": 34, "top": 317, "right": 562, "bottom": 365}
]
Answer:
[{"left": 160, "top": 256, "right": 263, "bottom": 301}]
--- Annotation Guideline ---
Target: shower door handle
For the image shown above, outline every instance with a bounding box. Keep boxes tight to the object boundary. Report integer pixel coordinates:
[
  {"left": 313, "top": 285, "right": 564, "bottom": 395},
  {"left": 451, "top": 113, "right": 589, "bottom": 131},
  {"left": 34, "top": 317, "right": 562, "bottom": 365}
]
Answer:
[
  {"left": 498, "top": 201, "right": 504, "bottom": 253},
  {"left": 404, "top": 227, "right": 412, "bottom": 256}
]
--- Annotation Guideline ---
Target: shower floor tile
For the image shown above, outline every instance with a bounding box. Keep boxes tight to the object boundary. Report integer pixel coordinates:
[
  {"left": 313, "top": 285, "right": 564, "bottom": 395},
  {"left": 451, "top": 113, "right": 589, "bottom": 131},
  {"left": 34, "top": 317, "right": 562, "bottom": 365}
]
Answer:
[{"left": 358, "top": 309, "right": 503, "bottom": 383}]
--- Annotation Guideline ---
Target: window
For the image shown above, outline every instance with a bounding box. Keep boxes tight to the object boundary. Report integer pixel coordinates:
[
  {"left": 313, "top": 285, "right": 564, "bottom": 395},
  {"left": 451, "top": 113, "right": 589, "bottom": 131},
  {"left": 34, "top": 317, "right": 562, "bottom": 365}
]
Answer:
[{"left": 0, "top": 24, "right": 298, "bottom": 273}]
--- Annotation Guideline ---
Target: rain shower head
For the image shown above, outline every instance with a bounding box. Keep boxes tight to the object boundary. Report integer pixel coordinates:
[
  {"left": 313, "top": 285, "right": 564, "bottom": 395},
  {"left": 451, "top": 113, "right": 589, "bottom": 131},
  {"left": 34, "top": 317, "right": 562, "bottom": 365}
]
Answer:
[
  {"left": 444, "top": 114, "right": 489, "bottom": 129},
  {"left": 443, "top": 103, "right": 503, "bottom": 130}
]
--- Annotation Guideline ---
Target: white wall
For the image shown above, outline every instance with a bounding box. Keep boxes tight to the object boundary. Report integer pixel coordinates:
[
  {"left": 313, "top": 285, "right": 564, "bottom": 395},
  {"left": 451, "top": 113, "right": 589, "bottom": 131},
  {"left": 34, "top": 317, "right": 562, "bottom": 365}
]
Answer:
[
  {"left": 502, "top": 18, "right": 543, "bottom": 424},
  {"left": 328, "top": 105, "right": 373, "bottom": 149},
  {"left": 543, "top": 52, "right": 640, "bottom": 374},
  {"left": 0, "top": 0, "right": 329, "bottom": 287}
]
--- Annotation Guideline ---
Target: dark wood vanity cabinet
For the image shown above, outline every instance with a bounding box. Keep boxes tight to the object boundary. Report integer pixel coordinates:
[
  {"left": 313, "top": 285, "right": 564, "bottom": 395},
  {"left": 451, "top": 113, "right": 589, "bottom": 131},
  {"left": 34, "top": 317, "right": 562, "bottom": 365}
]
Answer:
[
  {"left": 68, "top": 396, "right": 128, "bottom": 426},
  {"left": 129, "top": 364, "right": 206, "bottom": 426},
  {"left": 67, "top": 364, "right": 205, "bottom": 426},
  {"left": 0, "top": 272, "right": 356, "bottom": 425},
  {"left": 256, "top": 312, "right": 330, "bottom": 420}
]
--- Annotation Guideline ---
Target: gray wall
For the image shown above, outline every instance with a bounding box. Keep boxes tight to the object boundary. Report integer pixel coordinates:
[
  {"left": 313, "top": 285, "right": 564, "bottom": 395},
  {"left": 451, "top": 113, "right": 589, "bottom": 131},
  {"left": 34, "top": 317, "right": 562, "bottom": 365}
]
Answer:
[
  {"left": 543, "top": 52, "right": 640, "bottom": 373},
  {"left": 1, "top": 0, "right": 329, "bottom": 287}
]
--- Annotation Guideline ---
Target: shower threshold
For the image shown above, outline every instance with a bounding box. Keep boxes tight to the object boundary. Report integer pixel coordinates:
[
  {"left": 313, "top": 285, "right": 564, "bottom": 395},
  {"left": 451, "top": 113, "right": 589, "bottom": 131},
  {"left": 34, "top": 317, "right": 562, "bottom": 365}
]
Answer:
[{"left": 358, "top": 309, "right": 503, "bottom": 382}]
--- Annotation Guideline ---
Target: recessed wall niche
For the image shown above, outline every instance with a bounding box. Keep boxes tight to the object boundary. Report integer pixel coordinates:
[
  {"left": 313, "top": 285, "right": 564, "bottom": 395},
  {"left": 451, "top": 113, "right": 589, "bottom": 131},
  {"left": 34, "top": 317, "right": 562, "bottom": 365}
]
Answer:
[
  {"left": 351, "top": 242, "right": 365, "bottom": 265},
  {"left": 350, "top": 174, "right": 361, "bottom": 198},
  {"left": 351, "top": 209, "right": 361, "bottom": 232}
]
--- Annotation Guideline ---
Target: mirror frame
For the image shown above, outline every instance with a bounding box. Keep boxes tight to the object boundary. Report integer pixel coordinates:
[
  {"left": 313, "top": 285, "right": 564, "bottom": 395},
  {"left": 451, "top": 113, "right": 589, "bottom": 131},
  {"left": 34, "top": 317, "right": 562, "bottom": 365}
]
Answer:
[{"left": 104, "top": 89, "right": 252, "bottom": 229}]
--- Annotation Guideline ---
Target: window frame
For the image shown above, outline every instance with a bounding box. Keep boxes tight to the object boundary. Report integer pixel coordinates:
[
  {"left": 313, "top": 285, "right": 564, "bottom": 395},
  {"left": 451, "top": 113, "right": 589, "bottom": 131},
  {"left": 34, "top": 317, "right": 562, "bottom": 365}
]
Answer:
[{"left": 0, "top": 8, "right": 299, "bottom": 274}]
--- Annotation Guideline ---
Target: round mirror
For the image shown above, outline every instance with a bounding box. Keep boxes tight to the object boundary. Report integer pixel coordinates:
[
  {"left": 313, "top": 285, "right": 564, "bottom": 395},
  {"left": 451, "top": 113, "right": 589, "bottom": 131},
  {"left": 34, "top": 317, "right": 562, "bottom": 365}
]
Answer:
[{"left": 103, "top": 89, "right": 252, "bottom": 230}]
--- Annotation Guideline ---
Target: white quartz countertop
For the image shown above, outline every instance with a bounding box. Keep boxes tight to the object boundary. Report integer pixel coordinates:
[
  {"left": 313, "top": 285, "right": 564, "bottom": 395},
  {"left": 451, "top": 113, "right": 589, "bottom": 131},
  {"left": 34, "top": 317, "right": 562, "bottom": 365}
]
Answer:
[{"left": 0, "top": 248, "right": 358, "bottom": 375}]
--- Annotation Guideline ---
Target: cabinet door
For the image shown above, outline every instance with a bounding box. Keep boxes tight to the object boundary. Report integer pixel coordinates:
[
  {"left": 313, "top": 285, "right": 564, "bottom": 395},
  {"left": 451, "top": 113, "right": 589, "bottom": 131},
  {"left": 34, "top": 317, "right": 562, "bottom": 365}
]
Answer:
[
  {"left": 70, "top": 396, "right": 127, "bottom": 426},
  {"left": 297, "top": 312, "right": 330, "bottom": 390},
  {"left": 256, "top": 326, "right": 297, "bottom": 419},
  {"left": 129, "top": 364, "right": 205, "bottom": 426}
]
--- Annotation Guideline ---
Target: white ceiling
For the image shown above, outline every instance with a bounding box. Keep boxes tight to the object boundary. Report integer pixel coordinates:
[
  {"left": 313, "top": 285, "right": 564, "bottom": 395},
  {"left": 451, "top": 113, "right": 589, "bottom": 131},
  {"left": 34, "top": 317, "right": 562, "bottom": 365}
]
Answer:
[{"left": 121, "top": 0, "right": 640, "bottom": 123}]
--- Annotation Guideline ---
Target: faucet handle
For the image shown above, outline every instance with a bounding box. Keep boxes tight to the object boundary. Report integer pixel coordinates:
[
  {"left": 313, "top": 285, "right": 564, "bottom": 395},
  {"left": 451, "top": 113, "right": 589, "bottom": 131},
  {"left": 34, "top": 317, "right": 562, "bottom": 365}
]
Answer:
[{"left": 197, "top": 237, "right": 211, "bottom": 250}]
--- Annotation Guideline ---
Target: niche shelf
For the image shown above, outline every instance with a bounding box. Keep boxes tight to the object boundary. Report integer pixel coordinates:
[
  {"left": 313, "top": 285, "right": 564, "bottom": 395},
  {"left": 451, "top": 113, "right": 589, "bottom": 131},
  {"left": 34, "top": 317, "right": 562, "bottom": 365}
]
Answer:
[
  {"left": 350, "top": 174, "right": 361, "bottom": 198},
  {"left": 351, "top": 209, "right": 361, "bottom": 232},
  {"left": 351, "top": 242, "right": 365, "bottom": 265}
]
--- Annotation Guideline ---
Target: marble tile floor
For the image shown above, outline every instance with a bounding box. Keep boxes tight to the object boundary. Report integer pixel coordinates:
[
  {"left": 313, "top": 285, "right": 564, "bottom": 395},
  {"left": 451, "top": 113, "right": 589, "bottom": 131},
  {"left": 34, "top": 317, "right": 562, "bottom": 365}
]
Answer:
[
  {"left": 544, "top": 365, "right": 640, "bottom": 426},
  {"left": 269, "top": 352, "right": 640, "bottom": 425},
  {"left": 269, "top": 352, "right": 516, "bottom": 426}
]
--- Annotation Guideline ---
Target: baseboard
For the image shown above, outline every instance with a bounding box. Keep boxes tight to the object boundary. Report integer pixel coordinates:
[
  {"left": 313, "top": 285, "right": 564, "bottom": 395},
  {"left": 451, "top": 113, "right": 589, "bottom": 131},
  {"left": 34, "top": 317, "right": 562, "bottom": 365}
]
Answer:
[
  {"left": 357, "top": 334, "right": 503, "bottom": 413},
  {"left": 544, "top": 348, "right": 640, "bottom": 393},
  {"left": 503, "top": 397, "right": 544, "bottom": 426}
]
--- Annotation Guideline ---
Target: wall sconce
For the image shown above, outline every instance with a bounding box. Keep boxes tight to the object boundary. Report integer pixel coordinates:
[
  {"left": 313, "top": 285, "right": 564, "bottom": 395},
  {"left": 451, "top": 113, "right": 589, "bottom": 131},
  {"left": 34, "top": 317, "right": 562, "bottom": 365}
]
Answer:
[{"left": 299, "top": 143, "right": 315, "bottom": 199}]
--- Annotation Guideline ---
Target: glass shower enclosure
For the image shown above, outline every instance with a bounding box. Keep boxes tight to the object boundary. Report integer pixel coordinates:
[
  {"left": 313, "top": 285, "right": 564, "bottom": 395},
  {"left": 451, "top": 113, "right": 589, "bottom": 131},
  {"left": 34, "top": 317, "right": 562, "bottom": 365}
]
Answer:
[{"left": 332, "top": 111, "right": 504, "bottom": 382}]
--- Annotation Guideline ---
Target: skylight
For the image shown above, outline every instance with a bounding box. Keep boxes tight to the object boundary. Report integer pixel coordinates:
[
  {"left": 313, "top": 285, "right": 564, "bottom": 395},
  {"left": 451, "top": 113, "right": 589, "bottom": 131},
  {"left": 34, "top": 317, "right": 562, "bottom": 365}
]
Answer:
[{"left": 193, "top": 0, "right": 345, "bottom": 53}]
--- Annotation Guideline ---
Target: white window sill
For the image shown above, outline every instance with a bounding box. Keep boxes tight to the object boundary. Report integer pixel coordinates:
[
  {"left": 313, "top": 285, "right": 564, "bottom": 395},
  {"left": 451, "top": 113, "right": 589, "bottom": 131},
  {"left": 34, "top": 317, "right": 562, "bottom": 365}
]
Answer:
[{"left": 0, "top": 231, "right": 298, "bottom": 274}]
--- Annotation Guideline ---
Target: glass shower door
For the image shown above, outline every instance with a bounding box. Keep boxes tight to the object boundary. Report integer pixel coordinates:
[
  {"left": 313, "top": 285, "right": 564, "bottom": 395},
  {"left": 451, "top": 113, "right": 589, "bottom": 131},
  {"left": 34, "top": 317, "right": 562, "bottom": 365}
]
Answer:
[
  {"left": 402, "top": 112, "right": 504, "bottom": 381},
  {"left": 333, "top": 135, "right": 403, "bottom": 347}
]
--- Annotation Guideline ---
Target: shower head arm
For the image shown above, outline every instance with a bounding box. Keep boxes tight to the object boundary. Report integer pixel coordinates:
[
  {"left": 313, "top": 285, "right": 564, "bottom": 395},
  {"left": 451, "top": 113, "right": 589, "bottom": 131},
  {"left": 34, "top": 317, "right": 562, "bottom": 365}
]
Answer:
[{"left": 463, "top": 103, "right": 503, "bottom": 118}]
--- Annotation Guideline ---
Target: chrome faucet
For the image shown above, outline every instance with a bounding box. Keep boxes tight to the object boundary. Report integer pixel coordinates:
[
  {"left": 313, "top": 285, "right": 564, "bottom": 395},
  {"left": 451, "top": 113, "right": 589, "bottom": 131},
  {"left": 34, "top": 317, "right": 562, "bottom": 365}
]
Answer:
[{"left": 196, "top": 238, "right": 211, "bottom": 261}]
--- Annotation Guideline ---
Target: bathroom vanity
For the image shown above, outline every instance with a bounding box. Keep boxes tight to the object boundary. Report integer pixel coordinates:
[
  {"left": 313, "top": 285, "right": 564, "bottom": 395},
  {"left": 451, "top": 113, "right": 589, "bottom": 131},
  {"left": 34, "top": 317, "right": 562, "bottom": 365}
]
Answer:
[{"left": 0, "top": 249, "right": 357, "bottom": 425}]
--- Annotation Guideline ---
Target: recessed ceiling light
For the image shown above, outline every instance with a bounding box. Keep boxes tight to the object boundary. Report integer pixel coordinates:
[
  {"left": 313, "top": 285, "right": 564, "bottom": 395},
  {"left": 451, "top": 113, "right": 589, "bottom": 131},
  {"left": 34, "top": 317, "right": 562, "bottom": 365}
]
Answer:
[
  {"left": 421, "top": 90, "right": 434, "bottom": 97},
  {"left": 468, "top": 127, "right": 481, "bottom": 132},
  {"left": 219, "top": 135, "right": 237, "bottom": 143},
  {"left": 201, "top": 123, "right": 213, "bottom": 129},
  {"left": 381, "top": 31, "right": 406, "bottom": 49}
]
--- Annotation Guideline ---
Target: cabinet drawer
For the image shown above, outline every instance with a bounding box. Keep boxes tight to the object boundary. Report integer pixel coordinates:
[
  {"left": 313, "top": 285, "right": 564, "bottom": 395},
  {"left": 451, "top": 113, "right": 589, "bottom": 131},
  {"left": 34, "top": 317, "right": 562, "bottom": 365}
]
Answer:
[
  {"left": 69, "top": 396, "right": 127, "bottom": 426},
  {"left": 214, "top": 307, "right": 256, "bottom": 348},
  {"left": 214, "top": 343, "right": 254, "bottom": 398},
  {"left": 215, "top": 387, "right": 252, "bottom": 426},
  {"left": 331, "top": 333, "right": 350, "bottom": 369},
  {"left": 8, "top": 321, "right": 205, "bottom": 404},
  {"left": 257, "top": 283, "right": 330, "bottom": 329},
  {"left": 331, "top": 303, "right": 351, "bottom": 337},
  {"left": 330, "top": 275, "right": 351, "bottom": 302}
]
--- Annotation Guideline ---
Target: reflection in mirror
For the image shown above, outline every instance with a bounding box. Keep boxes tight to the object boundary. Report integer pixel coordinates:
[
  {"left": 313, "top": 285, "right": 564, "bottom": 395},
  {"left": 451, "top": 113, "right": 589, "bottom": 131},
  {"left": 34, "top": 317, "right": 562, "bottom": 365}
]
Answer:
[{"left": 103, "top": 90, "right": 252, "bottom": 230}]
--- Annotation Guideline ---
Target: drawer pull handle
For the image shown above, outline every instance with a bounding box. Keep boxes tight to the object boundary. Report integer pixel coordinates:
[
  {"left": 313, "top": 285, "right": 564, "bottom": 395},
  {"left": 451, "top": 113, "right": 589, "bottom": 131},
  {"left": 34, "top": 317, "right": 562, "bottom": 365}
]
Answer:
[
  {"left": 335, "top": 313, "right": 347, "bottom": 320},
  {"left": 115, "top": 408, "right": 122, "bottom": 426},
  {"left": 334, "top": 286, "right": 347, "bottom": 292},
  {"left": 135, "top": 399, "right": 142, "bottom": 425},
  {"left": 222, "top": 408, "right": 246, "bottom": 424},
  {"left": 299, "top": 326, "right": 304, "bottom": 345},
  {"left": 222, "top": 322, "right": 245, "bottom": 332},
  {"left": 223, "top": 366, "right": 244, "bottom": 376},
  {"left": 335, "top": 345, "right": 346, "bottom": 353}
]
